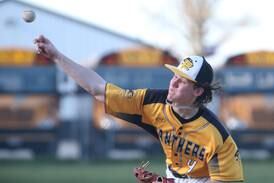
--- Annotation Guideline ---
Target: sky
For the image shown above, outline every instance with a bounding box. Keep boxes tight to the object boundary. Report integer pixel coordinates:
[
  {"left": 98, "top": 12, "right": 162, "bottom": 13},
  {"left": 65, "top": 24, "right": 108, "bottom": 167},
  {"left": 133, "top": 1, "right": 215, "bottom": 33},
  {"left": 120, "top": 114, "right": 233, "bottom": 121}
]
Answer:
[{"left": 19, "top": 0, "right": 274, "bottom": 68}]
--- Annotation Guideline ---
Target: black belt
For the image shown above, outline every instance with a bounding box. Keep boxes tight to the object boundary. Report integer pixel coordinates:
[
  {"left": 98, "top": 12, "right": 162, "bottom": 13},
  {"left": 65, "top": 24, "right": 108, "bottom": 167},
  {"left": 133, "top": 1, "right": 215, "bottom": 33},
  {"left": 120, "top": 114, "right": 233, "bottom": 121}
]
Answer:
[{"left": 168, "top": 165, "right": 189, "bottom": 179}]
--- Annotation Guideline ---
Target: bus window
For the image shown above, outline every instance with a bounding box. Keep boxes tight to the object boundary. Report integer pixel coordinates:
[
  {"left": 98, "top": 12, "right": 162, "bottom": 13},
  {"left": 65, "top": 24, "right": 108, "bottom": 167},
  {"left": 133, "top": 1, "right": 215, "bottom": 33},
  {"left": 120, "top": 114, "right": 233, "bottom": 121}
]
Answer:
[
  {"left": 220, "top": 94, "right": 274, "bottom": 130},
  {"left": 0, "top": 95, "right": 59, "bottom": 129}
]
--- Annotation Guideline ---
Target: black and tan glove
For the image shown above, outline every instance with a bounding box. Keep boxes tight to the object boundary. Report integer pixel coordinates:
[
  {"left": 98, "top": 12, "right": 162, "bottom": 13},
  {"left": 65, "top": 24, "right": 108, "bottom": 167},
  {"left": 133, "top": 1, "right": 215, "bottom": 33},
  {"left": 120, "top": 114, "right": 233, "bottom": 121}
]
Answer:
[{"left": 133, "top": 161, "right": 175, "bottom": 183}]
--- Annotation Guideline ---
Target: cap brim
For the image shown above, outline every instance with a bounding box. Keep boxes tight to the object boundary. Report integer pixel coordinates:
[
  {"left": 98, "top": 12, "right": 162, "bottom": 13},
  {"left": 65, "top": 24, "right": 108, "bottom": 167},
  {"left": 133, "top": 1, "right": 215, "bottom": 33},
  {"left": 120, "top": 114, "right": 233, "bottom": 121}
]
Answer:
[{"left": 164, "top": 64, "right": 196, "bottom": 83}]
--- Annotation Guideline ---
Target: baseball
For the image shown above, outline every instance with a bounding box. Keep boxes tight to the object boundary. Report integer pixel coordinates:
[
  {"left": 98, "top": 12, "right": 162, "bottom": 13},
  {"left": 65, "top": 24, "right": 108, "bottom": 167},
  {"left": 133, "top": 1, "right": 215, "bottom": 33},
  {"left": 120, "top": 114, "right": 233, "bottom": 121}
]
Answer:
[{"left": 22, "top": 10, "right": 36, "bottom": 23}]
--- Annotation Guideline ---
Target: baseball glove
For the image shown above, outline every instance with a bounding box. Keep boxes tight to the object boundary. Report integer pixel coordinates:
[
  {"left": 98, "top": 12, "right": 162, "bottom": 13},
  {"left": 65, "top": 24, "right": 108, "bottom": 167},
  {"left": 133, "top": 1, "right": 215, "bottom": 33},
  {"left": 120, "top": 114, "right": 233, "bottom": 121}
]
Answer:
[{"left": 133, "top": 161, "right": 175, "bottom": 183}]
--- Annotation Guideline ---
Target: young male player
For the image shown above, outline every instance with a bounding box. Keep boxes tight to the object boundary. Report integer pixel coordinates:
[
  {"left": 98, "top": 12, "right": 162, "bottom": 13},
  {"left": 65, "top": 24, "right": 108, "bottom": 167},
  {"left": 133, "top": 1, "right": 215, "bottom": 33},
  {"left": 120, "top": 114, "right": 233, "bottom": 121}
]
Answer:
[{"left": 34, "top": 35, "right": 244, "bottom": 183}]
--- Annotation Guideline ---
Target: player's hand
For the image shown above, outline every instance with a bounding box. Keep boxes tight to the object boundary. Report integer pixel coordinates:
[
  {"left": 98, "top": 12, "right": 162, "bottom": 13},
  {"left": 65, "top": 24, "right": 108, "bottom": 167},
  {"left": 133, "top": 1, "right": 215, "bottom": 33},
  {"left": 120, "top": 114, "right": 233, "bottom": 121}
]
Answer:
[
  {"left": 133, "top": 161, "right": 174, "bottom": 183},
  {"left": 34, "top": 35, "right": 59, "bottom": 60}
]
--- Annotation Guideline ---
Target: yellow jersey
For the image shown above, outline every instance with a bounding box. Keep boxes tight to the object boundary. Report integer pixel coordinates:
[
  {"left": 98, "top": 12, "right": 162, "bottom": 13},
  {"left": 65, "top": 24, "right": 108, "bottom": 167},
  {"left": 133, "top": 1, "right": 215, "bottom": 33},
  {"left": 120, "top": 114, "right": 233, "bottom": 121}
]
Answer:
[{"left": 105, "top": 83, "right": 244, "bottom": 182}]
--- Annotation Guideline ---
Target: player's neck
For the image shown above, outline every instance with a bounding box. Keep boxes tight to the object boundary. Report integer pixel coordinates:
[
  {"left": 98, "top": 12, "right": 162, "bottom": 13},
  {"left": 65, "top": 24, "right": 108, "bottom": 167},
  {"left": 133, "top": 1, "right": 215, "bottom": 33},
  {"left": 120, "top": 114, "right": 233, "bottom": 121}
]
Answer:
[{"left": 172, "top": 104, "right": 199, "bottom": 119}]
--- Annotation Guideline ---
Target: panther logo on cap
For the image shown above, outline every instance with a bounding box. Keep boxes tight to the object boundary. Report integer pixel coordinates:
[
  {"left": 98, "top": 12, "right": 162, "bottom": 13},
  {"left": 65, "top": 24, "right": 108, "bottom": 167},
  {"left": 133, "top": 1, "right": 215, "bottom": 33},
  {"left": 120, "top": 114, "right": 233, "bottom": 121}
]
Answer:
[{"left": 178, "top": 58, "right": 193, "bottom": 71}]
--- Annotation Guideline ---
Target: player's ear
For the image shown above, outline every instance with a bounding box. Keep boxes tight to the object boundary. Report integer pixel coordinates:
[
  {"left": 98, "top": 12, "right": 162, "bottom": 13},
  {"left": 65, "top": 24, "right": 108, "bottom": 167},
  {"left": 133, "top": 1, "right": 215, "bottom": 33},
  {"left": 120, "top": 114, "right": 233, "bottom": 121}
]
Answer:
[{"left": 193, "top": 86, "right": 204, "bottom": 97}]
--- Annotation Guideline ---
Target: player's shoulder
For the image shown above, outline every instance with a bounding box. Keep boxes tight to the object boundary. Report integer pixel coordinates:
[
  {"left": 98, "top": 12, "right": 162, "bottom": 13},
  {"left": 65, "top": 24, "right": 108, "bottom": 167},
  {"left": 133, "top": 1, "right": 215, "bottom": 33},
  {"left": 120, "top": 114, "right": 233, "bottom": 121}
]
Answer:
[
  {"left": 201, "top": 107, "right": 230, "bottom": 142},
  {"left": 143, "top": 89, "right": 168, "bottom": 105}
]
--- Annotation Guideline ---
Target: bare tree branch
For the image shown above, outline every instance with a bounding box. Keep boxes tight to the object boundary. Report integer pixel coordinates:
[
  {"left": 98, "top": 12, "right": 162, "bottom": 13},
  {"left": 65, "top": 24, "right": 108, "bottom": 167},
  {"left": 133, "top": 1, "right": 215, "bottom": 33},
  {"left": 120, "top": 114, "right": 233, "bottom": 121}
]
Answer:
[{"left": 182, "top": 0, "right": 217, "bottom": 55}]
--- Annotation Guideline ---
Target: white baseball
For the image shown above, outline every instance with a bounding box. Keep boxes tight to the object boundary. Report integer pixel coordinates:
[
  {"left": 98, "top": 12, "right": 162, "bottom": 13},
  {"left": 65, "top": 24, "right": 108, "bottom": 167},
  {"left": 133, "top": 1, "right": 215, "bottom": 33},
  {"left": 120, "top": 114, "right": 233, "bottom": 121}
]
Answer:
[{"left": 22, "top": 10, "right": 36, "bottom": 23}]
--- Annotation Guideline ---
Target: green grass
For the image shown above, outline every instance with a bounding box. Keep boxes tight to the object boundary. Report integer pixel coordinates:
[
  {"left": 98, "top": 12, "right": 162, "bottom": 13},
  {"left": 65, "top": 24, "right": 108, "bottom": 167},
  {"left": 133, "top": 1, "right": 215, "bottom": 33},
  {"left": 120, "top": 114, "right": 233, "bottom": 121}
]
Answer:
[
  {"left": 0, "top": 158, "right": 273, "bottom": 183},
  {"left": 243, "top": 159, "right": 274, "bottom": 183}
]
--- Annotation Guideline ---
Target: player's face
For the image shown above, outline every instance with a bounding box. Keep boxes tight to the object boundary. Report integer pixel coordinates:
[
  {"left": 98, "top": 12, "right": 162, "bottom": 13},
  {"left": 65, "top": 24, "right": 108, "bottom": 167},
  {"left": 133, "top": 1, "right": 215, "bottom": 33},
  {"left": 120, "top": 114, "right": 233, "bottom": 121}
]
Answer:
[{"left": 167, "top": 75, "right": 197, "bottom": 105}]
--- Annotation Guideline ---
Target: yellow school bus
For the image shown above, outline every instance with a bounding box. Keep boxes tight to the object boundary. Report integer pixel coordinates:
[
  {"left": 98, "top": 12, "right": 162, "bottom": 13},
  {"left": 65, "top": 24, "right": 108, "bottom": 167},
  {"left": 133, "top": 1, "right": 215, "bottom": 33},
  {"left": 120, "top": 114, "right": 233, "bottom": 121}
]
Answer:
[
  {"left": 219, "top": 51, "right": 274, "bottom": 130},
  {"left": 0, "top": 48, "right": 58, "bottom": 152}
]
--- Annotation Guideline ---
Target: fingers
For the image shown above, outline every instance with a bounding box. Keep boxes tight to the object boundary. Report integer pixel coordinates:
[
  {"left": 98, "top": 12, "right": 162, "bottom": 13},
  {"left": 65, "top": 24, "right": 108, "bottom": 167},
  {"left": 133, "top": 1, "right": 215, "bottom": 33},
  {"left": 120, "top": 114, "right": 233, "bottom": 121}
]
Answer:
[
  {"left": 37, "top": 48, "right": 45, "bottom": 55},
  {"left": 141, "top": 161, "right": 150, "bottom": 168},
  {"left": 35, "top": 41, "right": 47, "bottom": 55},
  {"left": 36, "top": 42, "right": 46, "bottom": 47},
  {"left": 34, "top": 35, "right": 43, "bottom": 43},
  {"left": 33, "top": 35, "right": 49, "bottom": 44},
  {"left": 33, "top": 35, "right": 48, "bottom": 55},
  {"left": 40, "top": 35, "right": 49, "bottom": 42},
  {"left": 36, "top": 42, "right": 45, "bottom": 51}
]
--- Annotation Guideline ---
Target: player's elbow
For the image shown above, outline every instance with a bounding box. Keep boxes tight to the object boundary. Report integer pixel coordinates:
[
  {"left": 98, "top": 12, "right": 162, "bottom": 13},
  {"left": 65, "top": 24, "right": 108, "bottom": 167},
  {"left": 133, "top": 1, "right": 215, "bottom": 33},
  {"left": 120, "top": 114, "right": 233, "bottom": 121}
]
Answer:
[
  {"left": 87, "top": 84, "right": 105, "bottom": 102},
  {"left": 94, "top": 95, "right": 105, "bottom": 102}
]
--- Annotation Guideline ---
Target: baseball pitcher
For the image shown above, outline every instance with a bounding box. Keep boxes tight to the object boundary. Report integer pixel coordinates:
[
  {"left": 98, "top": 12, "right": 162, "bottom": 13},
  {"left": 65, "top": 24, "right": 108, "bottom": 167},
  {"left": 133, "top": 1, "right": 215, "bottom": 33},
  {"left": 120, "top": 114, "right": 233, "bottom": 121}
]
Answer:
[{"left": 34, "top": 35, "right": 244, "bottom": 183}]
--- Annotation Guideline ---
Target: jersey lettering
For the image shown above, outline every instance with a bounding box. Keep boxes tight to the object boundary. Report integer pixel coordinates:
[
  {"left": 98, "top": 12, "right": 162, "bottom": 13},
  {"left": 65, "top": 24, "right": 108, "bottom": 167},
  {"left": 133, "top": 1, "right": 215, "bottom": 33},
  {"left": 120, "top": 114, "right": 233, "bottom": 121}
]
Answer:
[
  {"left": 171, "top": 134, "right": 178, "bottom": 146},
  {"left": 199, "top": 147, "right": 205, "bottom": 161},
  {"left": 176, "top": 138, "right": 186, "bottom": 152},
  {"left": 186, "top": 159, "right": 197, "bottom": 174},
  {"left": 185, "top": 141, "right": 193, "bottom": 155},
  {"left": 192, "top": 144, "right": 200, "bottom": 158},
  {"left": 158, "top": 130, "right": 206, "bottom": 161}
]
